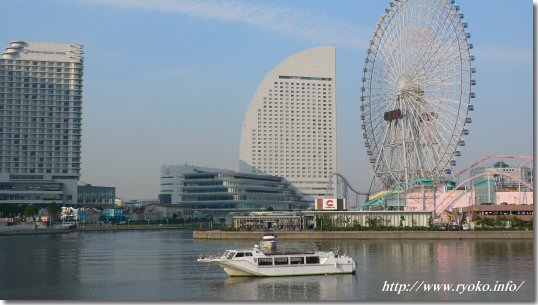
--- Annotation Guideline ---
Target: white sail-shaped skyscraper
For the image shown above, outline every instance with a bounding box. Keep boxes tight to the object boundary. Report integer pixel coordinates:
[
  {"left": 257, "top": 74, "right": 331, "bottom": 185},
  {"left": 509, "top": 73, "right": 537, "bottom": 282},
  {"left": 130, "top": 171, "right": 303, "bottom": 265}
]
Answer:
[{"left": 240, "top": 46, "right": 336, "bottom": 200}]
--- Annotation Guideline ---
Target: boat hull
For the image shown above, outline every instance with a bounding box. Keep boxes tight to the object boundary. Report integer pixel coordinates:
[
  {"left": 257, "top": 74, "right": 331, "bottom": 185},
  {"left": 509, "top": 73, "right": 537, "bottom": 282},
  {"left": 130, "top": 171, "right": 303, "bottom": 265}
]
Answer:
[{"left": 213, "top": 259, "right": 356, "bottom": 277}]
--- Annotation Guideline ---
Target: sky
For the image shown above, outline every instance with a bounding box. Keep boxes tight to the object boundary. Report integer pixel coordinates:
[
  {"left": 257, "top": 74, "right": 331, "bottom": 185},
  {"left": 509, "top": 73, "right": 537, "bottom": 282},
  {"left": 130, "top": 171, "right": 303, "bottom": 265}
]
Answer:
[{"left": 0, "top": 0, "right": 532, "bottom": 199}]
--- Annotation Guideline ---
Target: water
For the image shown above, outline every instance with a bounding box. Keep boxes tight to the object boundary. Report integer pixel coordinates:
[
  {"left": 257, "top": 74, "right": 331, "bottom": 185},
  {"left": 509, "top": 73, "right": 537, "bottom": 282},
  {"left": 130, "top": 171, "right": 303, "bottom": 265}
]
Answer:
[{"left": 0, "top": 229, "right": 533, "bottom": 301}]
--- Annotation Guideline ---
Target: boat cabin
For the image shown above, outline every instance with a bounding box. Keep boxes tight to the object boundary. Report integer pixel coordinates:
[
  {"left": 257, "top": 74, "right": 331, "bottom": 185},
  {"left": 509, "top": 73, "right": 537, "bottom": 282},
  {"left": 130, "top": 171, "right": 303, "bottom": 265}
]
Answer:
[
  {"left": 223, "top": 249, "right": 323, "bottom": 267},
  {"left": 224, "top": 250, "right": 255, "bottom": 259},
  {"left": 256, "top": 256, "right": 320, "bottom": 266}
]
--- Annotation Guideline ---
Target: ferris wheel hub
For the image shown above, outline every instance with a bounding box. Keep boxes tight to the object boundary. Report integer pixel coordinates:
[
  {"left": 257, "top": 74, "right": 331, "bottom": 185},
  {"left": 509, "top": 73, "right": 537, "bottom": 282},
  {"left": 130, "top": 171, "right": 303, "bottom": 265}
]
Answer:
[{"left": 397, "top": 77, "right": 410, "bottom": 92}]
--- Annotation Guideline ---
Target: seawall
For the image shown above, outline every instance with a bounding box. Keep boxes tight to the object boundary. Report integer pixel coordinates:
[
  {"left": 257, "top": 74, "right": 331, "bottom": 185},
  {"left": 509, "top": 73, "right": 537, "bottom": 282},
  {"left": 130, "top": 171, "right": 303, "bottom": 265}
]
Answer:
[{"left": 193, "top": 230, "right": 533, "bottom": 240}]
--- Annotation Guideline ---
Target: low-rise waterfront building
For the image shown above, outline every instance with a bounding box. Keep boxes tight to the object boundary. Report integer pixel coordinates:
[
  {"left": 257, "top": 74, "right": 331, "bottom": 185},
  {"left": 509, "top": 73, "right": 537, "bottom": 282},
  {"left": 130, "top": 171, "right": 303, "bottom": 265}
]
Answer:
[
  {"left": 304, "top": 210, "right": 433, "bottom": 229},
  {"left": 232, "top": 211, "right": 303, "bottom": 230},
  {"left": 77, "top": 184, "right": 115, "bottom": 207},
  {"left": 0, "top": 181, "right": 63, "bottom": 204},
  {"left": 100, "top": 208, "right": 125, "bottom": 222},
  {"left": 78, "top": 207, "right": 100, "bottom": 223},
  {"left": 231, "top": 210, "right": 433, "bottom": 230},
  {"left": 159, "top": 164, "right": 309, "bottom": 212},
  {"left": 452, "top": 204, "right": 534, "bottom": 222}
]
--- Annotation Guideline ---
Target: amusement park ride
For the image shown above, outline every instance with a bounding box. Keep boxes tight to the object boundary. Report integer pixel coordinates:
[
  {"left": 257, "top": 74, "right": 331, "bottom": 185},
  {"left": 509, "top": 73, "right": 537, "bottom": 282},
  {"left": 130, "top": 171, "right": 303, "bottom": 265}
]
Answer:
[{"left": 325, "top": 0, "right": 533, "bottom": 219}]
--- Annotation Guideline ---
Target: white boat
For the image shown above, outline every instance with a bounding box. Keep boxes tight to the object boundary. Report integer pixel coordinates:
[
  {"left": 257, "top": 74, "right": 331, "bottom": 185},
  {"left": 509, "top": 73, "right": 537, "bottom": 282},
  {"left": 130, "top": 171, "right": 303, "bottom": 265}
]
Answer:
[
  {"left": 197, "top": 245, "right": 356, "bottom": 277},
  {"left": 259, "top": 232, "right": 277, "bottom": 250}
]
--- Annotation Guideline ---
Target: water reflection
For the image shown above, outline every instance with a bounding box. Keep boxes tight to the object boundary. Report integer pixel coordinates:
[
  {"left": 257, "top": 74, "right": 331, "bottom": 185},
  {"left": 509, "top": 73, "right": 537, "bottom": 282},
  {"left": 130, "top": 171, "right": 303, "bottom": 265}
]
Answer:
[
  {"left": 222, "top": 274, "right": 355, "bottom": 300},
  {"left": 0, "top": 230, "right": 533, "bottom": 301},
  {"left": 0, "top": 232, "right": 82, "bottom": 299}
]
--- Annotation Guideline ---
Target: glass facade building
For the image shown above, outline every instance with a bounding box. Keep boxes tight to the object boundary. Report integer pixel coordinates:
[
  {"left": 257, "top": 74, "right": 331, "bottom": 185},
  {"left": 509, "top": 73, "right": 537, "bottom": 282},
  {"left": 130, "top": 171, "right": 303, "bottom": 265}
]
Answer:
[
  {"left": 0, "top": 41, "right": 83, "bottom": 205},
  {"left": 0, "top": 181, "right": 63, "bottom": 203},
  {"left": 78, "top": 185, "right": 115, "bottom": 207},
  {"left": 471, "top": 161, "right": 533, "bottom": 205},
  {"left": 159, "top": 165, "right": 309, "bottom": 211}
]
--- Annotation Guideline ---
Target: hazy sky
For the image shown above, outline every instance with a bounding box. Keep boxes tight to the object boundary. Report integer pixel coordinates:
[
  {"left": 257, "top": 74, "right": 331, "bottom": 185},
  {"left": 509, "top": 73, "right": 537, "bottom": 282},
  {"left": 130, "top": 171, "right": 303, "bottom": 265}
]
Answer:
[{"left": 0, "top": 0, "right": 532, "bottom": 199}]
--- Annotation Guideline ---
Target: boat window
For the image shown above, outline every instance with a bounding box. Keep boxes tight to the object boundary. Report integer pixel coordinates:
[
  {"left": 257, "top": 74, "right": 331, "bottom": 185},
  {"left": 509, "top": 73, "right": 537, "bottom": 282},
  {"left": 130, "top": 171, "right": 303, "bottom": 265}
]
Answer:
[
  {"left": 245, "top": 252, "right": 253, "bottom": 257},
  {"left": 235, "top": 252, "right": 244, "bottom": 257},
  {"left": 226, "top": 252, "right": 235, "bottom": 259},
  {"left": 274, "top": 257, "right": 288, "bottom": 265},
  {"left": 305, "top": 256, "right": 320, "bottom": 264},
  {"left": 290, "top": 257, "right": 304, "bottom": 265},
  {"left": 258, "top": 258, "right": 273, "bottom": 266}
]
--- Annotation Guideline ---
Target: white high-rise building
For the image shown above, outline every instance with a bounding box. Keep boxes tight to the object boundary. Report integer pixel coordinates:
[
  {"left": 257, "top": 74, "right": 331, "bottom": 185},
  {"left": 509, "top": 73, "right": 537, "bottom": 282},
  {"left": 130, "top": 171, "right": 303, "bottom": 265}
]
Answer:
[
  {"left": 0, "top": 41, "right": 84, "bottom": 205},
  {"left": 239, "top": 46, "right": 336, "bottom": 201}
]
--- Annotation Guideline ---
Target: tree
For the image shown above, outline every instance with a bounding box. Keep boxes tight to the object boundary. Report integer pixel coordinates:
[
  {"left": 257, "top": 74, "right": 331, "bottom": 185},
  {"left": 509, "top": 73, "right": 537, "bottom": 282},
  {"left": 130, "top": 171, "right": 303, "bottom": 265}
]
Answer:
[
  {"left": 47, "top": 202, "right": 60, "bottom": 221},
  {"left": 0, "top": 204, "right": 26, "bottom": 218},
  {"left": 24, "top": 204, "right": 38, "bottom": 218},
  {"left": 510, "top": 216, "right": 526, "bottom": 229},
  {"left": 475, "top": 215, "right": 483, "bottom": 227},
  {"left": 366, "top": 216, "right": 384, "bottom": 228},
  {"left": 495, "top": 216, "right": 509, "bottom": 228},
  {"left": 481, "top": 217, "right": 495, "bottom": 227}
]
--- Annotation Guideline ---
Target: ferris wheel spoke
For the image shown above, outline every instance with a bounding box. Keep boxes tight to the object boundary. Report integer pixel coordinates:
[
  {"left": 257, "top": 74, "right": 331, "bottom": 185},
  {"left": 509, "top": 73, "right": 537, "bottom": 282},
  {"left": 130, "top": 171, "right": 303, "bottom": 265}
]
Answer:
[
  {"left": 406, "top": 90, "right": 463, "bottom": 117},
  {"left": 373, "top": 29, "right": 402, "bottom": 77},
  {"left": 414, "top": 9, "right": 459, "bottom": 76},
  {"left": 424, "top": 55, "right": 468, "bottom": 84},
  {"left": 402, "top": 93, "right": 446, "bottom": 171},
  {"left": 373, "top": 46, "right": 404, "bottom": 84},
  {"left": 401, "top": 95, "right": 428, "bottom": 176},
  {"left": 410, "top": 98, "right": 462, "bottom": 157},
  {"left": 378, "top": 13, "right": 406, "bottom": 77},
  {"left": 406, "top": 92, "right": 460, "bottom": 129},
  {"left": 402, "top": 91, "right": 460, "bottom": 162},
  {"left": 417, "top": 48, "right": 463, "bottom": 84},
  {"left": 418, "top": 34, "right": 464, "bottom": 74}
]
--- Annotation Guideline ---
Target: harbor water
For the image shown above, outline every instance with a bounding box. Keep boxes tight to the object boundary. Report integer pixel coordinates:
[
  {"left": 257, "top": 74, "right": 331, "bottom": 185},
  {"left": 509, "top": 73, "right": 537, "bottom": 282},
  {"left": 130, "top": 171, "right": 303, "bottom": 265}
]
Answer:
[{"left": 0, "top": 229, "right": 533, "bottom": 301}]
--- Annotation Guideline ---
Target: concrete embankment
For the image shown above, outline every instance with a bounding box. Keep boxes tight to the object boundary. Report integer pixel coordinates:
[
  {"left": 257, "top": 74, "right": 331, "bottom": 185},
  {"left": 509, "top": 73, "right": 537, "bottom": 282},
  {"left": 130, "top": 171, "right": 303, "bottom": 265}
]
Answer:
[
  {"left": 77, "top": 224, "right": 192, "bottom": 232},
  {"left": 0, "top": 229, "right": 75, "bottom": 236},
  {"left": 193, "top": 230, "right": 534, "bottom": 240},
  {"left": 0, "top": 224, "right": 193, "bottom": 236}
]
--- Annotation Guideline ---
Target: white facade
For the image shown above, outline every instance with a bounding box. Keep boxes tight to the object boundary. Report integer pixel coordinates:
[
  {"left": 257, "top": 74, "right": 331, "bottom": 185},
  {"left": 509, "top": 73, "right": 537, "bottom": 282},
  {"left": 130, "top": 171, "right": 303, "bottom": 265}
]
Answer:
[
  {"left": 0, "top": 41, "right": 84, "bottom": 204},
  {"left": 239, "top": 46, "right": 337, "bottom": 200},
  {"left": 160, "top": 164, "right": 211, "bottom": 204}
]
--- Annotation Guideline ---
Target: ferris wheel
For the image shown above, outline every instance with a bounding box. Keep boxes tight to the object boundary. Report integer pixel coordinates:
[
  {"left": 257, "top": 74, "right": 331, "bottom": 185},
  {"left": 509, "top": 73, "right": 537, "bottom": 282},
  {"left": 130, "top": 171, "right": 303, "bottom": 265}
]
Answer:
[{"left": 361, "top": 0, "right": 476, "bottom": 192}]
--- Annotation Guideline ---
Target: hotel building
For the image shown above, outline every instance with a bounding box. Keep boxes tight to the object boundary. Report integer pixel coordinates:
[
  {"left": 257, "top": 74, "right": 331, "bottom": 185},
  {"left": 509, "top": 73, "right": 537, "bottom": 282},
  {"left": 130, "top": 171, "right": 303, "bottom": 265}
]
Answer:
[
  {"left": 239, "top": 46, "right": 337, "bottom": 201},
  {"left": 0, "top": 41, "right": 83, "bottom": 205}
]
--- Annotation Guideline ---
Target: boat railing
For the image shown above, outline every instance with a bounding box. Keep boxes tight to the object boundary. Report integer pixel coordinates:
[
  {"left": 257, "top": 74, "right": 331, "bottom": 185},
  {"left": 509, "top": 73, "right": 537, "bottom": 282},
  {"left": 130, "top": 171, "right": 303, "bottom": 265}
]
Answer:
[{"left": 263, "top": 247, "right": 316, "bottom": 256}]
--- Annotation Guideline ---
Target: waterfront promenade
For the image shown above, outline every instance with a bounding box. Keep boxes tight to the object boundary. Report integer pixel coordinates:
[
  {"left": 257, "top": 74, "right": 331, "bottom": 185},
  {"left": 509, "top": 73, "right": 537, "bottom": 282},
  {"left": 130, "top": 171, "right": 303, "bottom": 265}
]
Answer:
[
  {"left": 1, "top": 225, "right": 532, "bottom": 239},
  {"left": 193, "top": 230, "right": 533, "bottom": 240}
]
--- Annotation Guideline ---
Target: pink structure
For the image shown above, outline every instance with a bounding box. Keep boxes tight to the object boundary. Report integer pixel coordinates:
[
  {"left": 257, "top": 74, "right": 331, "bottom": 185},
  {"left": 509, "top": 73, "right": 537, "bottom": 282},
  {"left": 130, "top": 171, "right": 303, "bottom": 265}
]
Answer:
[{"left": 404, "top": 190, "right": 533, "bottom": 213}]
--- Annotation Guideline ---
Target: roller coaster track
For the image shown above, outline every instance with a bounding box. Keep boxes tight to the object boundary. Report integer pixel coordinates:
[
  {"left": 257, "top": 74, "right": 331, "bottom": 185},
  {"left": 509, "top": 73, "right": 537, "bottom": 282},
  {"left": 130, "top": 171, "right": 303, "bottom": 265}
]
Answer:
[
  {"left": 325, "top": 172, "right": 369, "bottom": 197},
  {"left": 353, "top": 177, "right": 456, "bottom": 210},
  {"left": 454, "top": 154, "right": 533, "bottom": 179},
  {"left": 436, "top": 170, "right": 534, "bottom": 216},
  {"left": 325, "top": 155, "right": 532, "bottom": 213}
]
